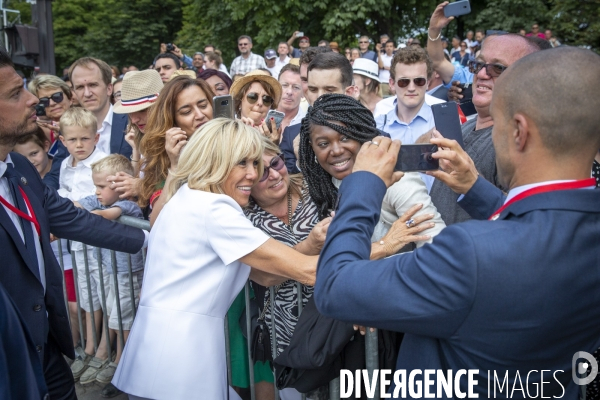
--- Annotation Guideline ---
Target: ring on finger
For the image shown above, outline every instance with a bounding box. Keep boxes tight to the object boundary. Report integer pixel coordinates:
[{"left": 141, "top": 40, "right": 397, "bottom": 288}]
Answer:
[
  {"left": 405, "top": 218, "right": 415, "bottom": 228},
  {"left": 371, "top": 140, "right": 380, "bottom": 146}
]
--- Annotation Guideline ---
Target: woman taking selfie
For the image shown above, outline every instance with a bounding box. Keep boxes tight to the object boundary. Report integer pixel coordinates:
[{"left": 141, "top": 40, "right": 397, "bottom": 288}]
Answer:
[
  {"left": 230, "top": 70, "right": 282, "bottom": 142},
  {"left": 113, "top": 119, "right": 318, "bottom": 400},
  {"left": 28, "top": 75, "right": 74, "bottom": 145}
]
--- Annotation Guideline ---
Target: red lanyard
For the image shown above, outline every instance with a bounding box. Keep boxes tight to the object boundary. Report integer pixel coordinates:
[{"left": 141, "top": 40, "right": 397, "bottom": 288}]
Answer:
[
  {"left": 0, "top": 186, "right": 41, "bottom": 236},
  {"left": 489, "top": 178, "right": 596, "bottom": 220}
]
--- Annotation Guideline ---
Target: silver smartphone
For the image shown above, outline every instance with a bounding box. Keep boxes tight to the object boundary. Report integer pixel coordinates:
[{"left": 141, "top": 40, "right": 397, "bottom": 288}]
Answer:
[
  {"left": 213, "top": 95, "right": 234, "bottom": 119},
  {"left": 444, "top": 0, "right": 471, "bottom": 17},
  {"left": 266, "top": 109, "right": 285, "bottom": 131}
]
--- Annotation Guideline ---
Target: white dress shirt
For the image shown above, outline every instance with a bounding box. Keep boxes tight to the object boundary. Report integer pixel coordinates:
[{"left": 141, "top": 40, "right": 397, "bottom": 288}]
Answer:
[
  {"left": 58, "top": 147, "right": 108, "bottom": 201},
  {"left": 96, "top": 105, "right": 114, "bottom": 155},
  {"left": 0, "top": 154, "right": 46, "bottom": 290},
  {"left": 288, "top": 106, "right": 307, "bottom": 128}
]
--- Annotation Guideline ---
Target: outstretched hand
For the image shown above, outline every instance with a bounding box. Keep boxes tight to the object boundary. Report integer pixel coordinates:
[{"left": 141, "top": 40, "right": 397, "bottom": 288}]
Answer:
[{"left": 429, "top": 2, "right": 455, "bottom": 31}]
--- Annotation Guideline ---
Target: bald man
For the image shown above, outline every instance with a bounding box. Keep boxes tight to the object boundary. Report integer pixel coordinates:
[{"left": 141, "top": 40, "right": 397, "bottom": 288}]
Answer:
[
  {"left": 426, "top": 2, "right": 543, "bottom": 225},
  {"left": 314, "top": 46, "right": 600, "bottom": 399}
]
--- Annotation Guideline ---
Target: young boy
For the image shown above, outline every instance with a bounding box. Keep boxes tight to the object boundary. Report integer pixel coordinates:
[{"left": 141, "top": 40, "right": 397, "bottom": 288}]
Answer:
[
  {"left": 57, "top": 107, "right": 110, "bottom": 382},
  {"left": 75, "top": 154, "right": 145, "bottom": 386}
]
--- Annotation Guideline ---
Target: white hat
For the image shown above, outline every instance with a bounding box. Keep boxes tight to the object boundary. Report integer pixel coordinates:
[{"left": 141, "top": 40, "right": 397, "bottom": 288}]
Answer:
[{"left": 352, "top": 58, "right": 381, "bottom": 83}]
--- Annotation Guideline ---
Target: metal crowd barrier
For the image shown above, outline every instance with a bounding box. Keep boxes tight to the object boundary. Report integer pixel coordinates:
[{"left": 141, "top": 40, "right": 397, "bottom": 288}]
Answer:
[{"left": 56, "top": 215, "right": 381, "bottom": 400}]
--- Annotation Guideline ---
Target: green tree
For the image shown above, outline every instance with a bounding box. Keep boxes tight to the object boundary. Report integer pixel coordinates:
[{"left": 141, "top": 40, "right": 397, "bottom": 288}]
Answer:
[{"left": 548, "top": 0, "right": 599, "bottom": 52}]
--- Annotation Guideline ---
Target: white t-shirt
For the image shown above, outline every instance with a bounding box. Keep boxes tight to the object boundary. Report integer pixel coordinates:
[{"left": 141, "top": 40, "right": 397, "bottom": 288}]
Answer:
[{"left": 379, "top": 53, "right": 393, "bottom": 82}]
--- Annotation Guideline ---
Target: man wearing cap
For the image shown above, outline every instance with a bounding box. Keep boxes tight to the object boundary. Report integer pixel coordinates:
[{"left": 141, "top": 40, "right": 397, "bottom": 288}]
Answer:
[
  {"left": 287, "top": 31, "right": 310, "bottom": 58},
  {"left": 264, "top": 49, "right": 281, "bottom": 78},
  {"left": 359, "top": 35, "right": 378, "bottom": 62},
  {"left": 192, "top": 52, "right": 205, "bottom": 72},
  {"left": 230, "top": 35, "right": 267, "bottom": 76},
  {"left": 353, "top": 58, "right": 382, "bottom": 113}
]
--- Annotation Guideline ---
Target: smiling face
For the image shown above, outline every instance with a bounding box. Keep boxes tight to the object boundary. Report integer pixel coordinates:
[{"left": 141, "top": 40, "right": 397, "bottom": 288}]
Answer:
[
  {"left": 390, "top": 62, "right": 428, "bottom": 113},
  {"left": 240, "top": 81, "right": 272, "bottom": 125},
  {"left": 174, "top": 85, "right": 213, "bottom": 136},
  {"left": 59, "top": 126, "right": 99, "bottom": 164},
  {"left": 223, "top": 157, "right": 259, "bottom": 207},
  {"left": 93, "top": 170, "right": 121, "bottom": 206},
  {"left": 310, "top": 123, "right": 361, "bottom": 180},
  {"left": 13, "top": 139, "right": 50, "bottom": 176},
  {"left": 0, "top": 67, "right": 39, "bottom": 146},
  {"left": 71, "top": 64, "right": 112, "bottom": 115},
  {"left": 238, "top": 39, "right": 252, "bottom": 55},
  {"left": 37, "top": 87, "right": 72, "bottom": 121},
  {"left": 250, "top": 152, "right": 289, "bottom": 207}
]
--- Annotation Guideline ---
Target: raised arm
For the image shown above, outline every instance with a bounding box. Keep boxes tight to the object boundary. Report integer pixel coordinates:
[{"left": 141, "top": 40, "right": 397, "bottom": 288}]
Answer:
[{"left": 427, "top": 2, "right": 457, "bottom": 84}]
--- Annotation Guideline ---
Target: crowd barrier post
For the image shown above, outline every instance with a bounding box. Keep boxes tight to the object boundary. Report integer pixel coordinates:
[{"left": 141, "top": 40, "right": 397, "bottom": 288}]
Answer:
[
  {"left": 80, "top": 245, "right": 99, "bottom": 352},
  {"left": 365, "top": 328, "right": 380, "bottom": 400},
  {"left": 68, "top": 246, "right": 86, "bottom": 351},
  {"left": 94, "top": 247, "right": 112, "bottom": 356},
  {"left": 244, "top": 281, "right": 257, "bottom": 400},
  {"left": 110, "top": 250, "right": 126, "bottom": 353}
]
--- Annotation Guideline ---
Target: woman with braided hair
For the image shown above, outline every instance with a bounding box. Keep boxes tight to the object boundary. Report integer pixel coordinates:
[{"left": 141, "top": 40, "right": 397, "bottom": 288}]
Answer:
[{"left": 299, "top": 93, "right": 445, "bottom": 250}]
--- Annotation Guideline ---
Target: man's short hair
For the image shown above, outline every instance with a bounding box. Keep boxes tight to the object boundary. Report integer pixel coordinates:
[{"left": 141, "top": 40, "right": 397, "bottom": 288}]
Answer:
[
  {"left": 390, "top": 46, "right": 433, "bottom": 81},
  {"left": 318, "top": 40, "right": 329, "bottom": 46},
  {"left": 307, "top": 52, "right": 353, "bottom": 88},
  {"left": 380, "top": 34, "right": 390, "bottom": 40},
  {"left": 359, "top": 35, "right": 370, "bottom": 41},
  {"left": 91, "top": 154, "right": 134, "bottom": 176},
  {"left": 278, "top": 63, "right": 300, "bottom": 79},
  {"left": 59, "top": 107, "right": 98, "bottom": 134},
  {"left": 0, "top": 46, "right": 14, "bottom": 69},
  {"left": 299, "top": 46, "right": 332, "bottom": 67},
  {"left": 238, "top": 35, "right": 253, "bottom": 44},
  {"left": 69, "top": 57, "right": 113, "bottom": 86},
  {"left": 153, "top": 53, "right": 181, "bottom": 69}
]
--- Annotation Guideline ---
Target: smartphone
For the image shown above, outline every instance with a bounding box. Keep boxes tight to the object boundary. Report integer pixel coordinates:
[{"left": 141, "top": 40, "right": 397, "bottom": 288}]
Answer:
[
  {"left": 432, "top": 102, "right": 465, "bottom": 149},
  {"left": 443, "top": 0, "right": 471, "bottom": 17},
  {"left": 266, "top": 110, "right": 285, "bottom": 131},
  {"left": 213, "top": 95, "right": 234, "bottom": 119},
  {"left": 296, "top": 32, "right": 304, "bottom": 38},
  {"left": 457, "top": 83, "right": 477, "bottom": 117},
  {"left": 395, "top": 144, "right": 439, "bottom": 172},
  {"left": 35, "top": 103, "right": 46, "bottom": 117}
]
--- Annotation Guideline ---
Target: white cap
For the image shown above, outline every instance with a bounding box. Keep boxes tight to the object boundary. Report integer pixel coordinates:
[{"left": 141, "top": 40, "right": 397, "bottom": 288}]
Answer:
[{"left": 352, "top": 58, "right": 381, "bottom": 83}]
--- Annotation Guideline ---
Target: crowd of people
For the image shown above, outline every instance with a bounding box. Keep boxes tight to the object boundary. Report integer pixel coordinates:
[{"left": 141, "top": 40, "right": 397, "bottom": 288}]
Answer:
[{"left": 0, "top": 1, "right": 599, "bottom": 400}]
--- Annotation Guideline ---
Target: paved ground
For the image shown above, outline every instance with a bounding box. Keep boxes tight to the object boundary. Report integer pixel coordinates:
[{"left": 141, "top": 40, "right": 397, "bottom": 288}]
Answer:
[{"left": 75, "top": 382, "right": 128, "bottom": 400}]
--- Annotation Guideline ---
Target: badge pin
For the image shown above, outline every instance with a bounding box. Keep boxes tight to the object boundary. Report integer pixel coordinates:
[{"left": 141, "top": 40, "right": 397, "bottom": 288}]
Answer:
[{"left": 21, "top": 177, "right": 28, "bottom": 185}]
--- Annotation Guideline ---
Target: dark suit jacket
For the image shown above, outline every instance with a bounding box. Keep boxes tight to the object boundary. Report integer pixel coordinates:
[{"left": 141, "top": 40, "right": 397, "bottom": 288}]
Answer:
[
  {"left": 280, "top": 123, "right": 302, "bottom": 174},
  {"left": 43, "top": 111, "right": 131, "bottom": 189},
  {"left": 429, "top": 85, "right": 449, "bottom": 101},
  {"left": 1, "top": 153, "right": 145, "bottom": 362},
  {"left": 314, "top": 171, "right": 600, "bottom": 399}
]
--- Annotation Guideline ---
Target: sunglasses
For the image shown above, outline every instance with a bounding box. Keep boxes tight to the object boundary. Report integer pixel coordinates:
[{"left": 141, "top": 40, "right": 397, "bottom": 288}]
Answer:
[
  {"left": 246, "top": 92, "right": 274, "bottom": 107},
  {"left": 396, "top": 77, "right": 427, "bottom": 88},
  {"left": 468, "top": 60, "right": 508, "bottom": 78},
  {"left": 39, "top": 91, "right": 64, "bottom": 107},
  {"left": 259, "top": 153, "right": 285, "bottom": 182}
]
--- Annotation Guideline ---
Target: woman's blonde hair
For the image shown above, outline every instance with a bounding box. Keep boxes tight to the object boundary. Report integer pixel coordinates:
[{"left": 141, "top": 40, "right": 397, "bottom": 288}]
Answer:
[
  {"left": 164, "top": 118, "right": 265, "bottom": 203},
  {"left": 28, "top": 75, "right": 73, "bottom": 99},
  {"left": 260, "top": 136, "right": 303, "bottom": 198}
]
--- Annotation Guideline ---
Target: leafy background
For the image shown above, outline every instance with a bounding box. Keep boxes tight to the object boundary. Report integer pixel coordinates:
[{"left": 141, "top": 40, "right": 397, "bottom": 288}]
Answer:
[{"left": 6, "top": 0, "right": 599, "bottom": 72}]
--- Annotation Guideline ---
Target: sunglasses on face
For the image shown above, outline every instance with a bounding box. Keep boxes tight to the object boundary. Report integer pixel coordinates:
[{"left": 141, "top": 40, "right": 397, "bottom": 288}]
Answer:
[
  {"left": 246, "top": 92, "right": 274, "bottom": 107},
  {"left": 39, "top": 91, "right": 64, "bottom": 107},
  {"left": 396, "top": 77, "right": 427, "bottom": 88},
  {"left": 259, "top": 153, "right": 285, "bottom": 182},
  {"left": 468, "top": 60, "right": 507, "bottom": 78}
]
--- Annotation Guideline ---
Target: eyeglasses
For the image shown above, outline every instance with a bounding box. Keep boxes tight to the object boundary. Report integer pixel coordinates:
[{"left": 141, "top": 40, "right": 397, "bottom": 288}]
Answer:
[
  {"left": 468, "top": 60, "right": 508, "bottom": 78},
  {"left": 38, "top": 91, "right": 64, "bottom": 107},
  {"left": 246, "top": 92, "right": 274, "bottom": 107},
  {"left": 259, "top": 154, "right": 285, "bottom": 182},
  {"left": 113, "top": 91, "right": 122, "bottom": 101},
  {"left": 238, "top": 43, "right": 249, "bottom": 47},
  {"left": 359, "top": 41, "right": 369, "bottom": 44},
  {"left": 395, "top": 77, "right": 427, "bottom": 88},
  {"left": 299, "top": 40, "right": 308, "bottom": 43}
]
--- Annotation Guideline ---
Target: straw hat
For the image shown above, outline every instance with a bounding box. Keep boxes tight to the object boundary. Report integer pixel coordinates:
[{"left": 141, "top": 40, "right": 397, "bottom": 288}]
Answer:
[
  {"left": 168, "top": 70, "right": 197, "bottom": 81},
  {"left": 113, "top": 69, "right": 164, "bottom": 114},
  {"left": 229, "top": 69, "right": 282, "bottom": 106}
]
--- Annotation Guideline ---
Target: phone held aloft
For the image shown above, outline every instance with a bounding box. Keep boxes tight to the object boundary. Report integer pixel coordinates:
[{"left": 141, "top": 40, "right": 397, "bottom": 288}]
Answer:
[
  {"left": 213, "top": 95, "right": 234, "bottom": 119},
  {"left": 395, "top": 144, "right": 439, "bottom": 172},
  {"left": 443, "top": 0, "right": 471, "bottom": 18},
  {"left": 431, "top": 102, "right": 465, "bottom": 148}
]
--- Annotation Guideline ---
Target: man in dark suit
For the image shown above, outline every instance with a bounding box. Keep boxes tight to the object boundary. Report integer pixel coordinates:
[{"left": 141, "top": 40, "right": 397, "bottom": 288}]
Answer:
[
  {"left": 43, "top": 57, "right": 132, "bottom": 189},
  {"left": 314, "top": 47, "right": 600, "bottom": 398},
  {"left": 0, "top": 49, "right": 146, "bottom": 399}
]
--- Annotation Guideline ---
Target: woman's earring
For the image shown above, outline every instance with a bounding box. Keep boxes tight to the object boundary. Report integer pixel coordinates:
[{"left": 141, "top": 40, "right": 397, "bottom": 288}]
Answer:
[{"left": 314, "top": 155, "right": 318, "bottom": 163}]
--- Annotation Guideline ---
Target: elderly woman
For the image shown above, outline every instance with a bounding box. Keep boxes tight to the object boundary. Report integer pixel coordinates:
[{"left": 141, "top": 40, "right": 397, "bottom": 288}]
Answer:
[
  {"left": 197, "top": 68, "right": 232, "bottom": 97},
  {"left": 107, "top": 70, "right": 164, "bottom": 199},
  {"left": 138, "top": 75, "right": 214, "bottom": 209},
  {"left": 113, "top": 118, "right": 318, "bottom": 400},
  {"left": 299, "top": 94, "right": 445, "bottom": 244},
  {"left": 230, "top": 70, "right": 282, "bottom": 142},
  {"left": 28, "top": 74, "right": 73, "bottom": 144}
]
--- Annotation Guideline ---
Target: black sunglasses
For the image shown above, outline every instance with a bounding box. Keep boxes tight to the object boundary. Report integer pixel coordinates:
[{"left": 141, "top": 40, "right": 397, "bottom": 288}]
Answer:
[
  {"left": 39, "top": 91, "right": 64, "bottom": 107},
  {"left": 396, "top": 77, "right": 427, "bottom": 88},
  {"left": 246, "top": 92, "right": 274, "bottom": 107},
  {"left": 468, "top": 60, "right": 508, "bottom": 78},
  {"left": 259, "top": 154, "right": 285, "bottom": 182}
]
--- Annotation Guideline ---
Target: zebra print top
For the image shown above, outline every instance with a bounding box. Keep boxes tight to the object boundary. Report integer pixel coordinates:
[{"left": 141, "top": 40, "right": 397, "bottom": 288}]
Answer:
[{"left": 244, "top": 185, "right": 319, "bottom": 357}]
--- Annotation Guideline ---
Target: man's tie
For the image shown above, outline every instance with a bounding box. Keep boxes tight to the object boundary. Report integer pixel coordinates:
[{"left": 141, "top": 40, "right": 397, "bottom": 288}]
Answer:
[{"left": 3, "top": 165, "right": 37, "bottom": 252}]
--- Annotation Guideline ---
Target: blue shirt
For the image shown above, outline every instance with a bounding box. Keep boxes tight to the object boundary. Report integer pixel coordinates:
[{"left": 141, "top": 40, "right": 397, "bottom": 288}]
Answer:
[
  {"left": 375, "top": 99, "right": 436, "bottom": 192},
  {"left": 444, "top": 64, "right": 474, "bottom": 86}
]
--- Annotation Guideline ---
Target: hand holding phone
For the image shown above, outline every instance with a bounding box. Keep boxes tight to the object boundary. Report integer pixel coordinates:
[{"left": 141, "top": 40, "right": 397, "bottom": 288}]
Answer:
[
  {"left": 296, "top": 31, "right": 304, "bottom": 38},
  {"left": 443, "top": 0, "right": 471, "bottom": 18},
  {"left": 266, "top": 110, "right": 285, "bottom": 131},
  {"left": 432, "top": 102, "right": 465, "bottom": 148},
  {"left": 213, "top": 95, "right": 234, "bottom": 119}
]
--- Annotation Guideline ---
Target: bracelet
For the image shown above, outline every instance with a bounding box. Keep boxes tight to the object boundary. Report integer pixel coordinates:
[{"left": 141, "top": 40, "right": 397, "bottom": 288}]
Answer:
[
  {"left": 130, "top": 154, "right": 139, "bottom": 162},
  {"left": 428, "top": 30, "right": 442, "bottom": 41}
]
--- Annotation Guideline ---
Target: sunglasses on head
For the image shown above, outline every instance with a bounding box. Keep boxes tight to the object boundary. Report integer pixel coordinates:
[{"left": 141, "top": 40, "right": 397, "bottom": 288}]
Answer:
[
  {"left": 396, "top": 77, "right": 427, "bottom": 88},
  {"left": 468, "top": 60, "right": 507, "bottom": 78},
  {"left": 246, "top": 92, "right": 274, "bottom": 107},
  {"left": 38, "top": 91, "right": 64, "bottom": 107},
  {"left": 259, "top": 153, "right": 285, "bottom": 182}
]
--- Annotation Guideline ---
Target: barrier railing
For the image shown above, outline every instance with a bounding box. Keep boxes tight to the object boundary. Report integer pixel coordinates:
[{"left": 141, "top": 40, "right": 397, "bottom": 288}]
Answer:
[{"left": 56, "top": 216, "right": 381, "bottom": 400}]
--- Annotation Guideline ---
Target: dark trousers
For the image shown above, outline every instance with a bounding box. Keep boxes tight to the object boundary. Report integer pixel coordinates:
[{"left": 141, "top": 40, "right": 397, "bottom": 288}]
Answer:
[{"left": 43, "top": 335, "right": 77, "bottom": 400}]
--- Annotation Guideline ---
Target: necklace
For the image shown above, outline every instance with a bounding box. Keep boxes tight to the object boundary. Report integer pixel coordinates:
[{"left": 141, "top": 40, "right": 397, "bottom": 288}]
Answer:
[{"left": 286, "top": 188, "right": 293, "bottom": 229}]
